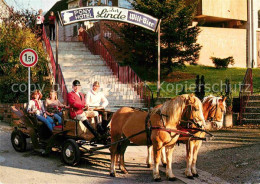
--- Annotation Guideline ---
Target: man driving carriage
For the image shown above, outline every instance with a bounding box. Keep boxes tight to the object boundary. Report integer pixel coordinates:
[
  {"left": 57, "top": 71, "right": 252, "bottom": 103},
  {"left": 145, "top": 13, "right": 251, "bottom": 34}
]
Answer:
[{"left": 67, "top": 80, "right": 107, "bottom": 143}]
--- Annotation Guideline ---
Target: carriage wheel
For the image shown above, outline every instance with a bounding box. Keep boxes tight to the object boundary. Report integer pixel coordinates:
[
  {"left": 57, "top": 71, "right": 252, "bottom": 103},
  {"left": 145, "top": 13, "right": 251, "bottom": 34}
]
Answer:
[
  {"left": 61, "top": 139, "right": 80, "bottom": 166},
  {"left": 11, "top": 130, "right": 27, "bottom": 152}
]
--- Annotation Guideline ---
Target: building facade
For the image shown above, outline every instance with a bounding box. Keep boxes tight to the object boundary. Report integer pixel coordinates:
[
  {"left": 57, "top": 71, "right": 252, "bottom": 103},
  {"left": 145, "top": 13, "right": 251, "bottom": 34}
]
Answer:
[
  {"left": 193, "top": 0, "right": 247, "bottom": 68},
  {"left": 251, "top": 0, "right": 260, "bottom": 67},
  {"left": 53, "top": 0, "right": 260, "bottom": 68}
]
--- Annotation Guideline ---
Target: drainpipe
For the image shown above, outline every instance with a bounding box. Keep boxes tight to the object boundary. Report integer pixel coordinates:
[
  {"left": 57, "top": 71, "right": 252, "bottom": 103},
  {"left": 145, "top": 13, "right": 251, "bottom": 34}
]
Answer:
[
  {"left": 248, "top": 0, "right": 255, "bottom": 68},
  {"left": 247, "top": 0, "right": 252, "bottom": 68},
  {"left": 251, "top": 0, "right": 255, "bottom": 68}
]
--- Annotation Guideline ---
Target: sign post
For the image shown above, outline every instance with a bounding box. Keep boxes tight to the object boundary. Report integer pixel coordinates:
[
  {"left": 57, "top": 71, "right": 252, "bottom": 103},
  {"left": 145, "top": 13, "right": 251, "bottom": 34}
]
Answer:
[
  {"left": 19, "top": 49, "right": 38, "bottom": 103},
  {"left": 157, "top": 20, "right": 161, "bottom": 97}
]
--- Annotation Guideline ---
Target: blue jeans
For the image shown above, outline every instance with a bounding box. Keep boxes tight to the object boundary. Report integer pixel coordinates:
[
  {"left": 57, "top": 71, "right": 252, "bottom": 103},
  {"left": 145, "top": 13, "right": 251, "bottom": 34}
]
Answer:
[
  {"left": 36, "top": 115, "right": 55, "bottom": 131},
  {"left": 53, "top": 112, "right": 62, "bottom": 125}
]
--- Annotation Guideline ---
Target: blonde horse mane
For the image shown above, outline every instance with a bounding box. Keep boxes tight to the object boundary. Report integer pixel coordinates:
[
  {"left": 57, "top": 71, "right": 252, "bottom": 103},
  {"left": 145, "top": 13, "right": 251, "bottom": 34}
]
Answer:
[
  {"left": 203, "top": 95, "right": 226, "bottom": 112},
  {"left": 151, "top": 94, "right": 189, "bottom": 125}
]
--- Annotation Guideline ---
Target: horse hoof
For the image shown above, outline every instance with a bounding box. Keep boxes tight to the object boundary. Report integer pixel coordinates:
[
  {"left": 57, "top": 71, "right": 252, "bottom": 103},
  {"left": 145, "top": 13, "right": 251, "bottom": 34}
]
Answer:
[
  {"left": 110, "top": 173, "right": 116, "bottom": 177},
  {"left": 162, "top": 163, "right": 167, "bottom": 168},
  {"left": 168, "top": 177, "right": 177, "bottom": 181},
  {"left": 154, "top": 177, "right": 161, "bottom": 182},
  {"left": 193, "top": 173, "right": 199, "bottom": 177},
  {"left": 187, "top": 176, "right": 194, "bottom": 180}
]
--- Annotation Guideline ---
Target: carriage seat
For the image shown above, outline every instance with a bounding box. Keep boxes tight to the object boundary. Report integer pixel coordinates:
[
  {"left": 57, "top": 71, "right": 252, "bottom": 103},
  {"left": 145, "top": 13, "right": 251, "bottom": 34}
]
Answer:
[{"left": 53, "top": 125, "right": 63, "bottom": 132}]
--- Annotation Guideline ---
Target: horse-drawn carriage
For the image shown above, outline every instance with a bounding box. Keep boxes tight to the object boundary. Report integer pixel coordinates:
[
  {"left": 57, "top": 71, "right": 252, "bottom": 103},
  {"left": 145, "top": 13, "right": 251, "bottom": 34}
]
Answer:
[
  {"left": 10, "top": 105, "right": 112, "bottom": 166},
  {"left": 10, "top": 94, "right": 226, "bottom": 181}
]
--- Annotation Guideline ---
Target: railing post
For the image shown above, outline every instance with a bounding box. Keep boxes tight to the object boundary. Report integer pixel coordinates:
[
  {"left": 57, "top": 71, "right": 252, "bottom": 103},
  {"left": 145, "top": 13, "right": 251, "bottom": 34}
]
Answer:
[{"left": 55, "top": 20, "right": 59, "bottom": 86}]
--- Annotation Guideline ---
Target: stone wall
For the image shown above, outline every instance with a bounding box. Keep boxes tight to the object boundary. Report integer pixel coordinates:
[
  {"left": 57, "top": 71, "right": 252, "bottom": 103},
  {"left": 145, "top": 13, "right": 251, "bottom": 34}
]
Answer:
[{"left": 0, "top": 103, "right": 23, "bottom": 124}]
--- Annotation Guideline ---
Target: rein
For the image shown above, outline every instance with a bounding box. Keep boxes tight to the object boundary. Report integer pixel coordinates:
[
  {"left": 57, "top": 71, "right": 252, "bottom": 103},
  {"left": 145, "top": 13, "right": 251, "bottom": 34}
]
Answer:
[{"left": 144, "top": 105, "right": 208, "bottom": 146}]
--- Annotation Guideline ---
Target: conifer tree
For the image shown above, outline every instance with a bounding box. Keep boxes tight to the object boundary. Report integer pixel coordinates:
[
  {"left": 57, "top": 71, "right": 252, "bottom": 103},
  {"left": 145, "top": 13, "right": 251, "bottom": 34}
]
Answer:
[{"left": 122, "top": 0, "right": 202, "bottom": 73}]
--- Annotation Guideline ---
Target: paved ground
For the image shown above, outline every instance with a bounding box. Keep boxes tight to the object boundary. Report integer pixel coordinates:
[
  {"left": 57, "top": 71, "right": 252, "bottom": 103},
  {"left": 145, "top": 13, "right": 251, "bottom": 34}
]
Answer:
[{"left": 0, "top": 122, "right": 259, "bottom": 184}]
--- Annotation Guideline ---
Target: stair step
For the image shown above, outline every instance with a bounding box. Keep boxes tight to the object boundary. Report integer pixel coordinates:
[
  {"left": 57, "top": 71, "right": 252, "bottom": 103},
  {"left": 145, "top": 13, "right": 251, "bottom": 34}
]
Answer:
[
  {"left": 246, "top": 101, "right": 260, "bottom": 107},
  {"left": 59, "top": 55, "right": 101, "bottom": 60},
  {"left": 60, "top": 62, "right": 105, "bottom": 67},
  {"left": 52, "top": 46, "right": 89, "bottom": 51},
  {"left": 242, "top": 113, "right": 260, "bottom": 119},
  {"left": 64, "top": 72, "right": 113, "bottom": 78},
  {"left": 54, "top": 50, "right": 92, "bottom": 55},
  {"left": 64, "top": 68, "right": 111, "bottom": 73},
  {"left": 241, "top": 119, "right": 260, "bottom": 124},
  {"left": 61, "top": 65, "right": 108, "bottom": 70},
  {"left": 65, "top": 77, "right": 118, "bottom": 83},
  {"left": 244, "top": 107, "right": 260, "bottom": 113},
  {"left": 248, "top": 95, "right": 260, "bottom": 101},
  {"left": 49, "top": 41, "right": 145, "bottom": 109},
  {"left": 51, "top": 41, "right": 85, "bottom": 46}
]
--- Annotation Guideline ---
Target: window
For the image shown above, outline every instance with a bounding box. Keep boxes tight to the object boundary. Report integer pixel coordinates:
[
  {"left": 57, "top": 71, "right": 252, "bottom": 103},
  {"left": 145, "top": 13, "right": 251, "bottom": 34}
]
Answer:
[
  {"left": 258, "top": 10, "right": 260, "bottom": 28},
  {"left": 119, "top": 0, "right": 133, "bottom": 9}
]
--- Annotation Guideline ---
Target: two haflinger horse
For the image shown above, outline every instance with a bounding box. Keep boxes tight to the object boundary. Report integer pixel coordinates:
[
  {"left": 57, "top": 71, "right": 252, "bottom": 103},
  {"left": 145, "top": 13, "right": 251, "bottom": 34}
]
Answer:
[
  {"left": 109, "top": 94, "right": 226, "bottom": 181},
  {"left": 146, "top": 95, "right": 226, "bottom": 179}
]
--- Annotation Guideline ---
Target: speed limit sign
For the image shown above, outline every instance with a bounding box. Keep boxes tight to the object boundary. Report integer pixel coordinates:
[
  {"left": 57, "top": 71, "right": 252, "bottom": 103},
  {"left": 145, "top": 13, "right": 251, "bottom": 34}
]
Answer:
[{"left": 19, "top": 48, "right": 38, "bottom": 67}]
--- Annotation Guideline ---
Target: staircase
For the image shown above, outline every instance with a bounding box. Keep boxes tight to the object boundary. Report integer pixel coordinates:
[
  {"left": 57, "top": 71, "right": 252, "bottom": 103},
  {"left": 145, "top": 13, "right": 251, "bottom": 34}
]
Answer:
[
  {"left": 241, "top": 95, "right": 260, "bottom": 124},
  {"left": 51, "top": 41, "right": 145, "bottom": 111}
]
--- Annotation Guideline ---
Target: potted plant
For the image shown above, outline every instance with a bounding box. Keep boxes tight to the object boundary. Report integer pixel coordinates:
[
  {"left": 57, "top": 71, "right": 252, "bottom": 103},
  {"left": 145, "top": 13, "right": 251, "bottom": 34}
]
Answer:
[{"left": 223, "top": 79, "right": 233, "bottom": 128}]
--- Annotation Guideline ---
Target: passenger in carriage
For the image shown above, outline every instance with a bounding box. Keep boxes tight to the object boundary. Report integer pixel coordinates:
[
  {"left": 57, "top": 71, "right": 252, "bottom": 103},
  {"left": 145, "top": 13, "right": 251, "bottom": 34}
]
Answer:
[
  {"left": 67, "top": 80, "right": 105, "bottom": 142},
  {"left": 86, "top": 81, "right": 109, "bottom": 133},
  {"left": 27, "top": 90, "right": 55, "bottom": 131},
  {"left": 45, "top": 90, "right": 69, "bottom": 125}
]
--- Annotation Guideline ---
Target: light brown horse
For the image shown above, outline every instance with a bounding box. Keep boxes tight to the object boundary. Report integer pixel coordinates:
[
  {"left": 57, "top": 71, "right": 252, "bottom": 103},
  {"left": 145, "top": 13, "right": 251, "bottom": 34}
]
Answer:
[
  {"left": 146, "top": 95, "right": 226, "bottom": 179},
  {"left": 109, "top": 94, "right": 206, "bottom": 181}
]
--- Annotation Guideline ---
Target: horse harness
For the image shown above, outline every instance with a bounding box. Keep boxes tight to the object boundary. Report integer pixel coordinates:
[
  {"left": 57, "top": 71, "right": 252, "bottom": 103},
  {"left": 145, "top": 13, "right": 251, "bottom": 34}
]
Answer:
[
  {"left": 144, "top": 107, "right": 211, "bottom": 146},
  {"left": 207, "top": 101, "right": 220, "bottom": 122},
  {"left": 90, "top": 106, "right": 212, "bottom": 151}
]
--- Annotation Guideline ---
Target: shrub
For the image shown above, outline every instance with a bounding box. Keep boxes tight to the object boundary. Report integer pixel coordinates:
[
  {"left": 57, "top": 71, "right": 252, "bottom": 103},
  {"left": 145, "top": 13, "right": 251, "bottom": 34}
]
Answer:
[
  {"left": 211, "top": 56, "right": 235, "bottom": 69},
  {"left": 0, "top": 9, "right": 51, "bottom": 103}
]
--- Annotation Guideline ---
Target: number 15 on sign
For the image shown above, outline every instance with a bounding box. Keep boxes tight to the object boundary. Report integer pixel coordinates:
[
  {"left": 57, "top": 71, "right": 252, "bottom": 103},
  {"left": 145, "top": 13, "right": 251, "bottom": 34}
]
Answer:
[
  {"left": 19, "top": 49, "right": 38, "bottom": 102},
  {"left": 19, "top": 49, "right": 38, "bottom": 67}
]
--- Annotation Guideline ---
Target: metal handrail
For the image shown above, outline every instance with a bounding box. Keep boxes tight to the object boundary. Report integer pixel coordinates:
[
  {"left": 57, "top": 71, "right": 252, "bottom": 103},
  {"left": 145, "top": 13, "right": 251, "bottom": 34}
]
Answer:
[
  {"left": 82, "top": 24, "right": 153, "bottom": 108},
  {"left": 42, "top": 27, "right": 68, "bottom": 104},
  {"left": 42, "top": 27, "right": 56, "bottom": 79},
  {"left": 58, "top": 64, "right": 68, "bottom": 105},
  {"left": 239, "top": 68, "right": 253, "bottom": 124}
]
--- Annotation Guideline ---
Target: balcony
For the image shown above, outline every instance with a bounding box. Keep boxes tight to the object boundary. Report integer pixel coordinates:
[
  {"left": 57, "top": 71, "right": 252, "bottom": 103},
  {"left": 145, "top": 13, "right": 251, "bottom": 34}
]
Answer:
[{"left": 194, "top": 0, "right": 247, "bottom": 22}]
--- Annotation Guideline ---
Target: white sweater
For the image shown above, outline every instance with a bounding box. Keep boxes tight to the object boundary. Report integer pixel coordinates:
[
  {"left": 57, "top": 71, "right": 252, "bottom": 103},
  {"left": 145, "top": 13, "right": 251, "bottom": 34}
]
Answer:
[
  {"left": 86, "top": 90, "right": 108, "bottom": 108},
  {"left": 27, "top": 100, "right": 45, "bottom": 115}
]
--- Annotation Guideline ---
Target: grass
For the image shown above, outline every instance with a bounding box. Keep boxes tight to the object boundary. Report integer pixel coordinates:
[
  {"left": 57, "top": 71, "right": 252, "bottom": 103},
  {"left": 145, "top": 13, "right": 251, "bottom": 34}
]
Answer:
[{"left": 133, "top": 65, "right": 260, "bottom": 98}]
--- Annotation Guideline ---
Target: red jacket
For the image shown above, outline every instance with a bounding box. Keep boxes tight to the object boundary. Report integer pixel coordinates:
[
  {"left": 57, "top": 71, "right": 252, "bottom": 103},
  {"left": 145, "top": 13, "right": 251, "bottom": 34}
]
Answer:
[{"left": 67, "top": 91, "right": 86, "bottom": 119}]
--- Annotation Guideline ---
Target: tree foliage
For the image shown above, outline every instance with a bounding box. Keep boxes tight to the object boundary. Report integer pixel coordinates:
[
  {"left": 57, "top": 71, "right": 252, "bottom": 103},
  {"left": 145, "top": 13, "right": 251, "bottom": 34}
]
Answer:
[
  {"left": 0, "top": 8, "right": 51, "bottom": 103},
  {"left": 121, "top": 0, "right": 202, "bottom": 74}
]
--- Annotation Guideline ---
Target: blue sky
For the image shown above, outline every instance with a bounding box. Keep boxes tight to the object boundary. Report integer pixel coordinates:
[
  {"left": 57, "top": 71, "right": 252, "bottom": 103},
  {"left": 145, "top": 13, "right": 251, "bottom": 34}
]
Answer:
[
  {"left": 5, "top": 0, "right": 133, "bottom": 13},
  {"left": 5, "top": 0, "right": 59, "bottom": 13}
]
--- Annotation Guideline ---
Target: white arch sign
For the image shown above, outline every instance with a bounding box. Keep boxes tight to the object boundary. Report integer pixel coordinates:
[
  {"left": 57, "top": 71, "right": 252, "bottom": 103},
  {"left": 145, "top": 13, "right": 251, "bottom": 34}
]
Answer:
[{"left": 59, "top": 6, "right": 159, "bottom": 32}]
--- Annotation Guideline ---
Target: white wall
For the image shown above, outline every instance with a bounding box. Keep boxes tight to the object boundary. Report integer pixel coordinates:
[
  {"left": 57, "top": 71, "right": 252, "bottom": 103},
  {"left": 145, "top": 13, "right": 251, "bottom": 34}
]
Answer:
[
  {"left": 197, "top": 27, "right": 247, "bottom": 68},
  {"left": 252, "top": 0, "right": 260, "bottom": 67}
]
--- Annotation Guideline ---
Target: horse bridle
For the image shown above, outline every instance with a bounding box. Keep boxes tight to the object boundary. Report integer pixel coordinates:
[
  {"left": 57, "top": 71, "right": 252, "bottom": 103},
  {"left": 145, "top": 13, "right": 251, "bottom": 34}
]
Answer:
[
  {"left": 181, "top": 104, "right": 204, "bottom": 129},
  {"left": 207, "top": 100, "right": 224, "bottom": 123},
  {"left": 156, "top": 103, "right": 203, "bottom": 129},
  {"left": 144, "top": 105, "right": 207, "bottom": 146}
]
